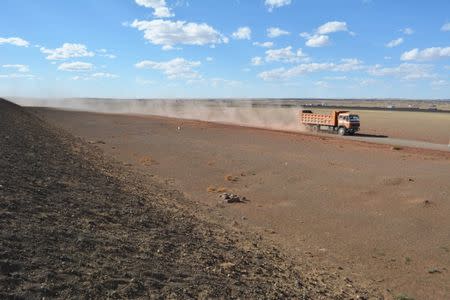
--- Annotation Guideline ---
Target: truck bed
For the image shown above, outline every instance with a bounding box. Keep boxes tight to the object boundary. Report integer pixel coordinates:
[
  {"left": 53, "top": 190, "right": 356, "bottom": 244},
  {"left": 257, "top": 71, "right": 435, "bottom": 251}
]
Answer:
[{"left": 300, "top": 112, "right": 335, "bottom": 126}]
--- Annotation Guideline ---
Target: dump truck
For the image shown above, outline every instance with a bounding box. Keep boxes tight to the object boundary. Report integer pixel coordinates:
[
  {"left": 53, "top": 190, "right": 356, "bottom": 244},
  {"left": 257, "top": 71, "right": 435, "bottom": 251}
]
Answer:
[{"left": 300, "top": 110, "right": 360, "bottom": 135}]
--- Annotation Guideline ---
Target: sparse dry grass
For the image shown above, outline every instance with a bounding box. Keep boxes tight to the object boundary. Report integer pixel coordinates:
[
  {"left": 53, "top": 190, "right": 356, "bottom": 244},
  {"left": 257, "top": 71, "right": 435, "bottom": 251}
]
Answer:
[
  {"left": 224, "top": 174, "right": 239, "bottom": 182},
  {"left": 207, "top": 186, "right": 217, "bottom": 193},
  {"left": 216, "top": 187, "right": 228, "bottom": 193},
  {"left": 139, "top": 155, "right": 155, "bottom": 166}
]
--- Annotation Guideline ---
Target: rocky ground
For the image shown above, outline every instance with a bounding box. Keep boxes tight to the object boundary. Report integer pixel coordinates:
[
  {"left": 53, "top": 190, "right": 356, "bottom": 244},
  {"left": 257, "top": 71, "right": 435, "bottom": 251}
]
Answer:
[{"left": 0, "top": 98, "right": 380, "bottom": 299}]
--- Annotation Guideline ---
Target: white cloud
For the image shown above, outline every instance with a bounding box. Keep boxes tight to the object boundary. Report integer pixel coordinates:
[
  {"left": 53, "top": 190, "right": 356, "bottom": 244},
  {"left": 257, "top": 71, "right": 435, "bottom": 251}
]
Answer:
[
  {"left": 400, "top": 27, "right": 414, "bottom": 35},
  {"left": 317, "top": 21, "right": 348, "bottom": 34},
  {"left": 267, "top": 27, "right": 290, "bottom": 38},
  {"left": 135, "top": 0, "right": 173, "bottom": 18},
  {"left": 302, "top": 21, "right": 351, "bottom": 47},
  {"left": 188, "top": 77, "right": 241, "bottom": 87},
  {"left": 41, "top": 43, "right": 94, "bottom": 60},
  {"left": 72, "top": 72, "right": 119, "bottom": 80},
  {"left": 265, "top": 46, "right": 307, "bottom": 63},
  {"left": 325, "top": 76, "right": 347, "bottom": 80},
  {"left": 253, "top": 41, "right": 274, "bottom": 48},
  {"left": 384, "top": 56, "right": 392, "bottom": 60},
  {"left": 91, "top": 72, "right": 119, "bottom": 78},
  {"left": 431, "top": 79, "right": 448, "bottom": 87},
  {"left": 58, "top": 61, "right": 93, "bottom": 72},
  {"left": 258, "top": 58, "right": 363, "bottom": 81},
  {"left": 305, "top": 34, "right": 330, "bottom": 47},
  {"left": 368, "top": 63, "right": 434, "bottom": 80},
  {"left": 96, "top": 49, "right": 116, "bottom": 59},
  {"left": 0, "top": 73, "right": 34, "bottom": 79},
  {"left": 265, "top": 0, "right": 291, "bottom": 11},
  {"left": 314, "top": 81, "right": 329, "bottom": 88},
  {"left": 131, "top": 19, "right": 228, "bottom": 49},
  {"left": 135, "top": 57, "right": 201, "bottom": 79},
  {"left": 136, "top": 78, "right": 156, "bottom": 85},
  {"left": 386, "top": 37, "right": 404, "bottom": 48},
  {"left": 441, "top": 22, "right": 450, "bottom": 32},
  {"left": 206, "top": 56, "right": 213, "bottom": 62},
  {"left": 401, "top": 47, "right": 450, "bottom": 61},
  {"left": 0, "top": 37, "right": 29, "bottom": 47},
  {"left": 251, "top": 56, "right": 263, "bottom": 66},
  {"left": 2, "top": 64, "right": 29, "bottom": 73},
  {"left": 232, "top": 27, "right": 251, "bottom": 40}
]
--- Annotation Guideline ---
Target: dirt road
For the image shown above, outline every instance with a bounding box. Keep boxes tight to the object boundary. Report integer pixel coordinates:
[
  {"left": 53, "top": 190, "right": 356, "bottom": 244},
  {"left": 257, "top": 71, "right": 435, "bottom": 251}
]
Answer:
[{"left": 34, "top": 107, "right": 450, "bottom": 299}]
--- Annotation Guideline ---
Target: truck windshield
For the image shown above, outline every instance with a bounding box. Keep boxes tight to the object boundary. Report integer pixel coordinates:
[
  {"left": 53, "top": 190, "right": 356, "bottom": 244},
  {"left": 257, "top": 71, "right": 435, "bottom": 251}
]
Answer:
[{"left": 349, "top": 115, "right": 360, "bottom": 121}]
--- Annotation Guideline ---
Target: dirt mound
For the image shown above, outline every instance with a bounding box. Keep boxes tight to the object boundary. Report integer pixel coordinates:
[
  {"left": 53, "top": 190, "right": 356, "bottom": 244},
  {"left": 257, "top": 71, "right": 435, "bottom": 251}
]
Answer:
[{"left": 0, "top": 98, "right": 377, "bottom": 298}]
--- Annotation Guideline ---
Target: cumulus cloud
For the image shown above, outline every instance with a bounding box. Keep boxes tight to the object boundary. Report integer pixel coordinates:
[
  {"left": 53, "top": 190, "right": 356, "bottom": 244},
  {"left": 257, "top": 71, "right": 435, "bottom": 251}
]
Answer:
[
  {"left": 253, "top": 41, "right": 274, "bottom": 48},
  {"left": 265, "top": 46, "right": 307, "bottom": 63},
  {"left": 265, "top": 0, "right": 291, "bottom": 11},
  {"left": 368, "top": 63, "right": 434, "bottom": 80},
  {"left": 2, "top": 64, "right": 29, "bottom": 73},
  {"left": 386, "top": 37, "right": 404, "bottom": 48},
  {"left": 400, "top": 47, "right": 450, "bottom": 61},
  {"left": 251, "top": 57, "right": 263, "bottom": 66},
  {"left": 0, "top": 37, "right": 29, "bottom": 47},
  {"left": 258, "top": 58, "right": 363, "bottom": 80},
  {"left": 441, "top": 22, "right": 450, "bottom": 32},
  {"left": 317, "top": 21, "right": 349, "bottom": 34},
  {"left": 58, "top": 61, "right": 93, "bottom": 72},
  {"left": 131, "top": 19, "right": 228, "bottom": 49},
  {"left": 400, "top": 27, "right": 414, "bottom": 35},
  {"left": 135, "top": 0, "right": 173, "bottom": 18},
  {"left": 267, "top": 27, "right": 290, "bottom": 38},
  {"left": 305, "top": 34, "right": 330, "bottom": 47},
  {"left": 135, "top": 57, "right": 201, "bottom": 79},
  {"left": 301, "top": 21, "right": 351, "bottom": 47},
  {"left": 41, "top": 43, "right": 94, "bottom": 60},
  {"left": 232, "top": 27, "right": 252, "bottom": 40}
]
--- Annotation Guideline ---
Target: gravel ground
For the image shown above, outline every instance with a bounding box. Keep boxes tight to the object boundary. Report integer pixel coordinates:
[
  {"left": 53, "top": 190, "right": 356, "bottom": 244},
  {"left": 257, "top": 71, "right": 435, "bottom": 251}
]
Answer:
[{"left": 0, "top": 98, "right": 379, "bottom": 299}]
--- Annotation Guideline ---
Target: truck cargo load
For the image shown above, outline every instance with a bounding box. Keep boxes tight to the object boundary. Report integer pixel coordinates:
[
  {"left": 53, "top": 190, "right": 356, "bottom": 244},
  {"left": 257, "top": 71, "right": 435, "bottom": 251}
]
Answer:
[{"left": 300, "top": 110, "right": 360, "bottom": 135}]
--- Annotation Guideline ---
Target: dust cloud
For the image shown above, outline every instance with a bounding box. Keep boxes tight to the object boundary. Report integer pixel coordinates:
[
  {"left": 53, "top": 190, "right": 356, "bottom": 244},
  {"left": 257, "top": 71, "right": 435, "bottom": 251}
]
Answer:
[{"left": 11, "top": 98, "right": 306, "bottom": 132}]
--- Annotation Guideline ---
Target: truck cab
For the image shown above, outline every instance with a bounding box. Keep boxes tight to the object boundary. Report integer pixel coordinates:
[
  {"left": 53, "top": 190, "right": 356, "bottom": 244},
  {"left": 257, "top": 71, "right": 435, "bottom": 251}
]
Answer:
[{"left": 337, "top": 113, "right": 360, "bottom": 135}]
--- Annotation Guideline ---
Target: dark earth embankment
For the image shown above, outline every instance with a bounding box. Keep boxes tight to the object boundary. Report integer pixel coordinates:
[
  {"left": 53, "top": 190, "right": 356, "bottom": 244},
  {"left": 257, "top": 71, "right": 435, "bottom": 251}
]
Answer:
[{"left": 0, "top": 98, "right": 378, "bottom": 299}]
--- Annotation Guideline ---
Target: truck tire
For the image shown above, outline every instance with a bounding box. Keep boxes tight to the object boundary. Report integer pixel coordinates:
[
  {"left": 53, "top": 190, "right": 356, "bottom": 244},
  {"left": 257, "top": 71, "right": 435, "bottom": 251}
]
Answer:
[
  {"left": 338, "top": 127, "right": 346, "bottom": 136},
  {"left": 312, "top": 125, "right": 319, "bottom": 132}
]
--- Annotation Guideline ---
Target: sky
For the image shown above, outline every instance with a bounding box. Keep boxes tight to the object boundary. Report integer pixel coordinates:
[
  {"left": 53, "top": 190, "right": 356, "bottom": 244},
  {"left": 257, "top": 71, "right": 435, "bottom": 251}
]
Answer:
[{"left": 0, "top": 0, "right": 449, "bottom": 99}]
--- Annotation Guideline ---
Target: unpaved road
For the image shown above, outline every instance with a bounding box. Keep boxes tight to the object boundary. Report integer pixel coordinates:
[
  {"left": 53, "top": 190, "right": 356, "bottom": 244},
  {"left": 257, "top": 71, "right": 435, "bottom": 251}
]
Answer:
[
  {"left": 348, "top": 135, "right": 449, "bottom": 152},
  {"left": 35, "top": 107, "right": 450, "bottom": 299}
]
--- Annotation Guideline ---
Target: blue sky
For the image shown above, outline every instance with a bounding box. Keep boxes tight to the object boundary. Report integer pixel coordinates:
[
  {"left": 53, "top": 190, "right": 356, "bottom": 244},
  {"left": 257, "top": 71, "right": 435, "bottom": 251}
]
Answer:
[{"left": 0, "top": 0, "right": 449, "bottom": 99}]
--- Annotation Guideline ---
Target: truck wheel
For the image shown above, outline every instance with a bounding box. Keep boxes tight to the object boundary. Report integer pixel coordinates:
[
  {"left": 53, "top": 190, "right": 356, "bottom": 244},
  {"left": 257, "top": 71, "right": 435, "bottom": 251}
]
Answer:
[
  {"left": 338, "top": 127, "right": 346, "bottom": 136},
  {"left": 312, "top": 125, "right": 319, "bottom": 132}
]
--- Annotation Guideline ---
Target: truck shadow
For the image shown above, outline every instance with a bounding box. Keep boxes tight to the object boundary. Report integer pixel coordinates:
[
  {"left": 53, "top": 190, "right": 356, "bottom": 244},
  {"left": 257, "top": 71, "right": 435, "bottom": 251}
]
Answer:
[{"left": 354, "top": 133, "right": 388, "bottom": 138}]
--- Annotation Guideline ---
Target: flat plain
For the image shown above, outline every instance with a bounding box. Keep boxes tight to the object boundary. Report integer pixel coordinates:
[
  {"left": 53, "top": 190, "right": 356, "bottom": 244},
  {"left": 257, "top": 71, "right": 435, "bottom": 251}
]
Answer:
[{"left": 33, "top": 102, "right": 450, "bottom": 300}]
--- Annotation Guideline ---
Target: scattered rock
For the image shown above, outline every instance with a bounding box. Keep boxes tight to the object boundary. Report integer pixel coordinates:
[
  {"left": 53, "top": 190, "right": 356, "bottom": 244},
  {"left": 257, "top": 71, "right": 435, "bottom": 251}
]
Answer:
[
  {"left": 89, "top": 140, "right": 106, "bottom": 145},
  {"left": 428, "top": 268, "right": 441, "bottom": 274},
  {"left": 219, "top": 193, "right": 246, "bottom": 203},
  {"left": 423, "top": 200, "right": 433, "bottom": 207}
]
